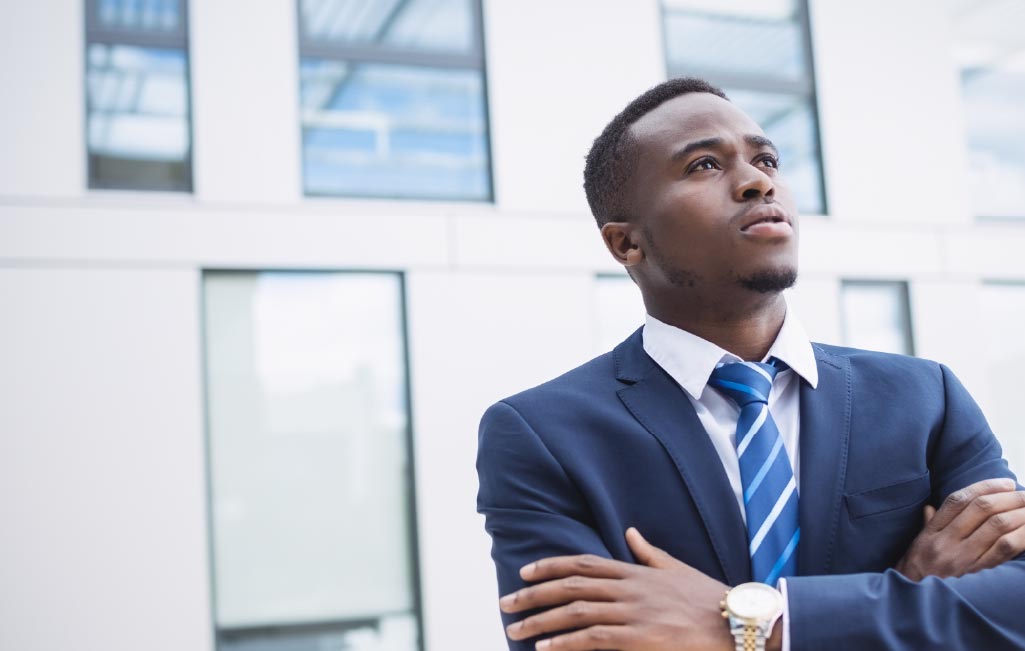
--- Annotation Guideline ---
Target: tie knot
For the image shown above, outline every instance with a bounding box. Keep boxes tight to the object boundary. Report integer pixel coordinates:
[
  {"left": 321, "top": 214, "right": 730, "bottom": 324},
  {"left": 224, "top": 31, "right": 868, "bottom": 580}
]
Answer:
[{"left": 708, "top": 360, "right": 787, "bottom": 406}]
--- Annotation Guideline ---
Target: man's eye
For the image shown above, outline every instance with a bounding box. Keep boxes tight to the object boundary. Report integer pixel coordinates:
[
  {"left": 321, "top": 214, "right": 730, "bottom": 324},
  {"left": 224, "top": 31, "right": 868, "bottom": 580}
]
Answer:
[
  {"left": 689, "top": 158, "right": 718, "bottom": 173},
  {"left": 759, "top": 155, "right": 780, "bottom": 169}
]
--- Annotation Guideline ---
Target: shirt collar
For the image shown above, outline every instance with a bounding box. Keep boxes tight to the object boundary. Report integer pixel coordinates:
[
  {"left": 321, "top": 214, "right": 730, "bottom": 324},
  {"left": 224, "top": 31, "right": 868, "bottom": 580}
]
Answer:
[{"left": 641, "top": 306, "right": 819, "bottom": 401}]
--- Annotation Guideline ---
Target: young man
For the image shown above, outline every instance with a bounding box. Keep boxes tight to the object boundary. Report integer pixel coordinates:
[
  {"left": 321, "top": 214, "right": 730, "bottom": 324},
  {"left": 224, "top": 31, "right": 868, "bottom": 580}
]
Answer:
[{"left": 477, "top": 78, "right": 1025, "bottom": 651}]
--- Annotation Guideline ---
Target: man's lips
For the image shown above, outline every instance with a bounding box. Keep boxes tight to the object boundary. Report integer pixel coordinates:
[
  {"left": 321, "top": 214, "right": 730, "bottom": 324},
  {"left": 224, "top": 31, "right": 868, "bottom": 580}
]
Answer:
[
  {"left": 739, "top": 204, "right": 792, "bottom": 231},
  {"left": 737, "top": 204, "right": 794, "bottom": 239}
]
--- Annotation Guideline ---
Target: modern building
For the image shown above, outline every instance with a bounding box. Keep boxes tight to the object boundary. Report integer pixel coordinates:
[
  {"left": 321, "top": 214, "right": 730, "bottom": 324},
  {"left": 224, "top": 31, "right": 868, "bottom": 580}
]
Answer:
[{"left": 2, "top": 1, "right": 1024, "bottom": 650}]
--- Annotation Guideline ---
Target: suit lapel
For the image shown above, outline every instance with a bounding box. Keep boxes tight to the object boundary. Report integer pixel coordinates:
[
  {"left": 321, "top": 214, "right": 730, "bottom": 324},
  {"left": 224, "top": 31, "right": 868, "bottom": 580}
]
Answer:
[
  {"left": 614, "top": 331, "right": 750, "bottom": 585},
  {"left": 797, "top": 345, "right": 852, "bottom": 576}
]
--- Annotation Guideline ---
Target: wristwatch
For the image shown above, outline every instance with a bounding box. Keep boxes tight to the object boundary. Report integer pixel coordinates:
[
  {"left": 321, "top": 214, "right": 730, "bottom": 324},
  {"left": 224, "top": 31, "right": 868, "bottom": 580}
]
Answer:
[{"left": 720, "top": 582, "right": 784, "bottom": 651}]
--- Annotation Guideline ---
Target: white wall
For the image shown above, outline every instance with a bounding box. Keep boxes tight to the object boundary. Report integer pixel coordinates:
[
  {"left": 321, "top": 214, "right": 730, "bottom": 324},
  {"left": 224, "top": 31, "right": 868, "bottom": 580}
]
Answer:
[
  {"left": 0, "top": 267, "right": 211, "bottom": 651},
  {"left": 1, "top": 0, "right": 1024, "bottom": 650}
]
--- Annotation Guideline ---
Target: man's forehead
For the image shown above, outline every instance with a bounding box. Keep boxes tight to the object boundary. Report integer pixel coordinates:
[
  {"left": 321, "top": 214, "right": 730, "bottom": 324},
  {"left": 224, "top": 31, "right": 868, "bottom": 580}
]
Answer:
[{"left": 628, "top": 92, "right": 764, "bottom": 148}]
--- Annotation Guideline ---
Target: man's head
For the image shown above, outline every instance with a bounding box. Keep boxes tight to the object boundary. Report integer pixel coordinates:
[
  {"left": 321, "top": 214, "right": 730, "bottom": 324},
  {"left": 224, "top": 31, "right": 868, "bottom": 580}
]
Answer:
[{"left": 583, "top": 78, "right": 799, "bottom": 317}]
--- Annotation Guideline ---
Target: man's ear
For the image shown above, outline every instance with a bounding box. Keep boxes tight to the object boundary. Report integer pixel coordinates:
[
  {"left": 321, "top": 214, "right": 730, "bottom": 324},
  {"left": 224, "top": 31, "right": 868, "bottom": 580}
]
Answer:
[{"left": 601, "top": 221, "right": 644, "bottom": 268}]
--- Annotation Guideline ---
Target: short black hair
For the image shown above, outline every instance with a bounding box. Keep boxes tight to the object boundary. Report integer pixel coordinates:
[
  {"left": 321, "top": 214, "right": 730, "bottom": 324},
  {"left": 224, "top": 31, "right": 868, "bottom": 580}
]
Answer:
[{"left": 583, "top": 77, "right": 728, "bottom": 227}]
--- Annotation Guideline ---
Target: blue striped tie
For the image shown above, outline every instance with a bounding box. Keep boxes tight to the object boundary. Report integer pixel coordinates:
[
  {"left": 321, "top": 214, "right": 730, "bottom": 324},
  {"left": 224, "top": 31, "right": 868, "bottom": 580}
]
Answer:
[{"left": 709, "top": 360, "right": 799, "bottom": 585}]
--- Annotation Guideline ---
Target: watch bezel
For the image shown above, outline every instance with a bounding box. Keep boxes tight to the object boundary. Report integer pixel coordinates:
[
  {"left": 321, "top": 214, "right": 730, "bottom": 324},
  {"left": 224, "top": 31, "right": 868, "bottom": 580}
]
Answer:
[{"left": 725, "top": 582, "right": 784, "bottom": 622}]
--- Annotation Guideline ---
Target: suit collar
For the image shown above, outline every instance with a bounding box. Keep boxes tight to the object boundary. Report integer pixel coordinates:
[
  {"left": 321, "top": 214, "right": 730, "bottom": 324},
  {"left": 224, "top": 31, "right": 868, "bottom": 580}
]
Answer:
[
  {"left": 796, "top": 345, "right": 852, "bottom": 575},
  {"left": 614, "top": 331, "right": 751, "bottom": 584},
  {"left": 615, "top": 332, "right": 852, "bottom": 580}
]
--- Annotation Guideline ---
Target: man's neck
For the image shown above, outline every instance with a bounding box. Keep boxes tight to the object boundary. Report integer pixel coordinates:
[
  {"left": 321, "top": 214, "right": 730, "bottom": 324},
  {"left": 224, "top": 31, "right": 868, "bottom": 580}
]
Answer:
[{"left": 645, "top": 293, "right": 787, "bottom": 362}]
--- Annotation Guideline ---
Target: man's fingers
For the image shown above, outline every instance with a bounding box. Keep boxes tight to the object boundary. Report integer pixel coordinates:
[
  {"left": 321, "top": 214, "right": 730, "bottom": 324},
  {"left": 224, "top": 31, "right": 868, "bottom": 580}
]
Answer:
[
  {"left": 519, "top": 554, "right": 631, "bottom": 583},
  {"left": 947, "top": 490, "right": 1025, "bottom": 538},
  {"left": 534, "top": 624, "right": 633, "bottom": 651},
  {"left": 923, "top": 504, "right": 936, "bottom": 524},
  {"left": 500, "top": 576, "right": 621, "bottom": 614},
  {"left": 929, "top": 478, "right": 1017, "bottom": 530},
  {"left": 506, "top": 601, "right": 627, "bottom": 641},
  {"left": 625, "top": 527, "right": 678, "bottom": 570},
  {"left": 966, "top": 507, "right": 1025, "bottom": 572}
]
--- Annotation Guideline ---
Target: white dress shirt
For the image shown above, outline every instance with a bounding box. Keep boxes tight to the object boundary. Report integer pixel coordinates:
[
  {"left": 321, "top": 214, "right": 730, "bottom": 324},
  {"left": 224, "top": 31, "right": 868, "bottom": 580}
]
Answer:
[{"left": 641, "top": 307, "right": 818, "bottom": 651}]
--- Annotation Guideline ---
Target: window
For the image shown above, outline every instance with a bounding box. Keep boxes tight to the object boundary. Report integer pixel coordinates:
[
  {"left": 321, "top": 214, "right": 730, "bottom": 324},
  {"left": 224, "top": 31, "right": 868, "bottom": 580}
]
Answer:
[
  {"left": 297, "top": 0, "right": 491, "bottom": 201},
  {"left": 950, "top": 0, "right": 1025, "bottom": 218},
  {"left": 85, "top": 0, "right": 193, "bottom": 191},
  {"left": 980, "top": 282, "right": 1025, "bottom": 478},
  {"left": 203, "top": 271, "right": 421, "bottom": 651},
  {"left": 840, "top": 280, "right": 914, "bottom": 356},
  {"left": 661, "top": 0, "right": 825, "bottom": 215}
]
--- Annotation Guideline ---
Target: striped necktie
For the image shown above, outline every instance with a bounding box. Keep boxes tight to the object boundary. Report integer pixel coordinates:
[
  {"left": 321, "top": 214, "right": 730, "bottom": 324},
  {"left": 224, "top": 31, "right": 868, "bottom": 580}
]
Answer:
[{"left": 709, "top": 359, "right": 799, "bottom": 585}]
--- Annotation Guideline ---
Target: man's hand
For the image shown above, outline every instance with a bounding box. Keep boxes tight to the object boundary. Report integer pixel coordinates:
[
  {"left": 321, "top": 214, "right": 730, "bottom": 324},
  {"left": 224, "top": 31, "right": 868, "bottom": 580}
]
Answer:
[
  {"left": 896, "top": 478, "right": 1025, "bottom": 581},
  {"left": 499, "top": 528, "right": 766, "bottom": 651}
]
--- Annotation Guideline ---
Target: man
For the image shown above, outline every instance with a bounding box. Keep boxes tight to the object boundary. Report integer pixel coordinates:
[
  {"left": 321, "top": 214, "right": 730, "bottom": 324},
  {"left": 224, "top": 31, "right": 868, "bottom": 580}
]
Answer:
[{"left": 476, "top": 78, "right": 1025, "bottom": 651}]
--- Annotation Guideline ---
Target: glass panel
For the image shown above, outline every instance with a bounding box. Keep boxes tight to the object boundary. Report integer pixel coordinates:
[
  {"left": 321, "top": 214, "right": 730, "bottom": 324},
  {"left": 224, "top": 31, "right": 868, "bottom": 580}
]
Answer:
[
  {"left": 203, "top": 272, "right": 418, "bottom": 649},
  {"left": 300, "top": 61, "right": 490, "bottom": 199},
  {"left": 980, "top": 283, "right": 1025, "bottom": 476},
  {"left": 594, "top": 274, "right": 646, "bottom": 354},
  {"left": 663, "top": 0, "right": 803, "bottom": 82},
  {"left": 950, "top": 0, "right": 1025, "bottom": 218},
  {"left": 840, "top": 281, "right": 914, "bottom": 356},
  {"left": 299, "top": 0, "right": 475, "bottom": 55},
  {"left": 86, "top": 43, "right": 191, "bottom": 190},
  {"left": 727, "top": 88, "right": 824, "bottom": 215},
  {"left": 94, "top": 0, "right": 183, "bottom": 33}
]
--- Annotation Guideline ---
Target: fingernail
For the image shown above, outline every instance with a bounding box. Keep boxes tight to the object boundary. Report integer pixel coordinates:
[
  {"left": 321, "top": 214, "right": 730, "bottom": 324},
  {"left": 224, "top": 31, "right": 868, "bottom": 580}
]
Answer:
[
  {"left": 499, "top": 594, "right": 515, "bottom": 609},
  {"left": 520, "top": 562, "right": 536, "bottom": 578},
  {"left": 536, "top": 640, "right": 550, "bottom": 650}
]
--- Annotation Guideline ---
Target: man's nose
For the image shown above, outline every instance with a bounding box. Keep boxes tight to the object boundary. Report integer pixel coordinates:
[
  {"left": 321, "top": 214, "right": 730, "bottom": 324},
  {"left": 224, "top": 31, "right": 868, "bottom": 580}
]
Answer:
[{"left": 734, "top": 166, "right": 775, "bottom": 201}]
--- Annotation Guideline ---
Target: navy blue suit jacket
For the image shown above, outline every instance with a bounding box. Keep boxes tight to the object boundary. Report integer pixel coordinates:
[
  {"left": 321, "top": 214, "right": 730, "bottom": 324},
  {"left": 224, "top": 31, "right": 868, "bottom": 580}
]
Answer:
[{"left": 477, "top": 329, "right": 1025, "bottom": 650}]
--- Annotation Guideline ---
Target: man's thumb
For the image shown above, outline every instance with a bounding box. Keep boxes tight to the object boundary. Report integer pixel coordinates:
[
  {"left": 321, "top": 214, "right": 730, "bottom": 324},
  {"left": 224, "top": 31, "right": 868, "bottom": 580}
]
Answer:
[
  {"left": 923, "top": 504, "right": 937, "bottom": 524},
  {"left": 626, "top": 527, "right": 675, "bottom": 569}
]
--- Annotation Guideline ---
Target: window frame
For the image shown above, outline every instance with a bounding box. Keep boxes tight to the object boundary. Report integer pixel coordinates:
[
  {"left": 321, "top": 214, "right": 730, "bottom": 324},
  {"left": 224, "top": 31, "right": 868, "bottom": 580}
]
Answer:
[
  {"left": 295, "top": 0, "right": 494, "bottom": 202},
  {"left": 200, "top": 268, "right": 425, "bottom": 651},
  {"left": 83, "top": 0, "right": 195, "bottom": 192},
  {"left": 659, "top": 0, "right": 828, "bottom": 215}
]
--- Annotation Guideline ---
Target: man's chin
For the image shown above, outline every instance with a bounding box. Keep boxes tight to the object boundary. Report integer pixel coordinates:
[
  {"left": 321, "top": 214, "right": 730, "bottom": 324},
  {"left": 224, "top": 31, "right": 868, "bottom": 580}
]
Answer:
[{"left": 739, "top": 267, "right": 798, "bottom": 294}]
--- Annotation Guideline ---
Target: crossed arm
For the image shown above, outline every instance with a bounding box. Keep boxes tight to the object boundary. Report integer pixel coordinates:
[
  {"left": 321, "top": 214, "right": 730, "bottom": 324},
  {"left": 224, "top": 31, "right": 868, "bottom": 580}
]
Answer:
[{"left": 498, "top": 479, "right": 1025, "bottom": 651}]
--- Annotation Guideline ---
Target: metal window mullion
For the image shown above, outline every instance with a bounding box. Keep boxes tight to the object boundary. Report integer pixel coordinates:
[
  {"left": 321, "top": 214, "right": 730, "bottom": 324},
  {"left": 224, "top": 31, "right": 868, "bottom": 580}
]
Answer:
[
  {"left": 86, "top": 28, "right": 187, "bottom": 50},
  {"left": 299, "top": 42, "right": 482, "bottom": 69}
]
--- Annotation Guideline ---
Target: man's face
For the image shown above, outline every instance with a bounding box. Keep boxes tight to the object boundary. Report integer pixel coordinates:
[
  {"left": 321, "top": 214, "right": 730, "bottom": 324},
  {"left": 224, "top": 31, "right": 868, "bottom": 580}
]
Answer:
[{"left": 624, "top": 92, "right": 799, "bottom": 296}]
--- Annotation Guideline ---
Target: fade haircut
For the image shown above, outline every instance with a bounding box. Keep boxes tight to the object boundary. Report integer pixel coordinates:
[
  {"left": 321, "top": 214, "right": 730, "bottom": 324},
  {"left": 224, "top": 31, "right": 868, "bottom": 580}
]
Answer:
[{"left": 583, "top": 77, "right": 728, "bottom": 228}]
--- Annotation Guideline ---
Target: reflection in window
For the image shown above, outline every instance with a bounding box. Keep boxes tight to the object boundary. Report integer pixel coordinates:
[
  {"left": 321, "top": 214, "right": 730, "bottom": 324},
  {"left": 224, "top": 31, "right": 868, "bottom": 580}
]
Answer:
[
  {"left": 949, "top": 0, "right": 1025, "bottom": 218},
  {"left": 840, "top": 280, "right": 914, "bottom": 356},
  {"left": 661, "top": 0, "right": 825, "bottom": 214},
  {"left": 298, "top": 0, "right": 491, "bottom": 200},
  {"left": 85, "top": 0, "right": 192, "bottom": 191},
  {"left": 980, "top": 283, "right": 1025, "bottom": 479},
  {"left": 594, "top": 274, "right": 645, "bottom": 354},
  {"left": 203, "top": 272, "right": 421, "bottom": 651}
]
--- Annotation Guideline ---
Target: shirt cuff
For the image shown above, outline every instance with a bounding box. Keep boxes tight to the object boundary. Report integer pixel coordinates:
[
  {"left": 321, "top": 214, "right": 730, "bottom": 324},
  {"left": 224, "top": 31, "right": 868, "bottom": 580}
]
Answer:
[{"left": 777, "top": 577, "right": 791, "bottom": 651}]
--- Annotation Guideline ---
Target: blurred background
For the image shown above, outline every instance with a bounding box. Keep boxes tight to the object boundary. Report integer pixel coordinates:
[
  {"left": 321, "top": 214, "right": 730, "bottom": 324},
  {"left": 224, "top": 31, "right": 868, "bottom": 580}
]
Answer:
[{"left": 2, "top": 0, "right": 1024, "bottom": 650}]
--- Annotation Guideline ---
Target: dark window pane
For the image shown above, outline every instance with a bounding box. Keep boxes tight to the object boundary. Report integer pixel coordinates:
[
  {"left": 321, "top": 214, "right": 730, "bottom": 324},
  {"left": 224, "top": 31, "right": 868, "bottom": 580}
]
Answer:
[
  {"left": 727, "top": 88, "right": 824, "bottom": 215},
  {"left": 299, "top": 0, "right": 475, "bottom": 55},
  {"left": 300, "top": 61, "right": 489, "bottom": 199}
]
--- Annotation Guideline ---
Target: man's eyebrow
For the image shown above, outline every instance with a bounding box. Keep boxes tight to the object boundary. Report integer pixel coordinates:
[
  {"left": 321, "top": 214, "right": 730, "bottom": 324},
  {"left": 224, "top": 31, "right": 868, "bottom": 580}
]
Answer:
[
  {"left": 669, "top": 137, "right": 724, "bottom": 163},
  {"left": 669, "top": 134, "right": 780, "bottom": 163},
  {"left": 745, "top": 134, "right": 779, "bottom": 157}
]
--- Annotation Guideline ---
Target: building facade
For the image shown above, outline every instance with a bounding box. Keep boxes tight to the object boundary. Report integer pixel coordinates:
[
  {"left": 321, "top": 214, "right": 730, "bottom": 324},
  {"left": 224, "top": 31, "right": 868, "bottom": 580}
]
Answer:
[{"left": 2, "top": 1, "right": 1024, "bottom": 650}]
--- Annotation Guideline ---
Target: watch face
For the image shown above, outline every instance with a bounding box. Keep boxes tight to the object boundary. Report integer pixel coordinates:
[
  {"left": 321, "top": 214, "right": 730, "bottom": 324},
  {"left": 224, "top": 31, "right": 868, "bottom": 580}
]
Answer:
[{"left": 726, "top": 583, "right": 784, "bottom": 620}]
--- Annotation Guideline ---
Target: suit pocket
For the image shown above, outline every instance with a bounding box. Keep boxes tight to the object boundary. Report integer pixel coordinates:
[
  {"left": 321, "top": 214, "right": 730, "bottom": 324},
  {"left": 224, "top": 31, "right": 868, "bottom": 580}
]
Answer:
[{"left": 845, "top": 471, "right": 931, "bottom": 521}]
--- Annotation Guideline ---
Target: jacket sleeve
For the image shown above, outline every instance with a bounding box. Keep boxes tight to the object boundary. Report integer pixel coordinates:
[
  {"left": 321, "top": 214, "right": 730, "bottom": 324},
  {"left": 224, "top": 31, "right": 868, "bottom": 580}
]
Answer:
[
  {"left": 787, "top": 364, "right": 1025, "bottom": 650},
  {"left": 476, "top": 400, "right": 613, "bottom": 651}
]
